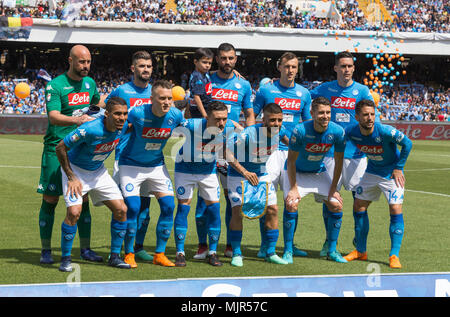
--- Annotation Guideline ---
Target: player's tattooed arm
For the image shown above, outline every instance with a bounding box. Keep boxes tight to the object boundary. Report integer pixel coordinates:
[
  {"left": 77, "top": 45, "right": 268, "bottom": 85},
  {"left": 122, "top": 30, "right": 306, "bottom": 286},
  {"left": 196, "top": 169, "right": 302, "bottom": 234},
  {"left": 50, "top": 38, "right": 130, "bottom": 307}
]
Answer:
[{"left": 55, "top": 140, "right": 83, "bottom": 198}]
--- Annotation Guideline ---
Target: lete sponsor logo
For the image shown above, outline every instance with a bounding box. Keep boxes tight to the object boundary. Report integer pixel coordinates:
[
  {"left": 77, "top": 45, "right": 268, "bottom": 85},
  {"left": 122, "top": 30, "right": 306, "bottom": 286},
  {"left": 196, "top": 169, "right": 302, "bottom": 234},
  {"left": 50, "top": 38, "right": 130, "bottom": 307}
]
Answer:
[
  {"left": 94, "top": 139, "right": 120, "bottom": 153},
  {"left": 331, "top": 96, "right": 356, "bottom": 109},
  {"left": 212, "top": 88, "right": 239, "bottom": 102},
  {"left": 356, "top": 144, "right": 384, "bottom": 154},
  {"left": 142, "top": 127, "right": 171, "bottom": 139},
  {"left": 68, "top": 92, "right": 90, "bottom": 106},
  {"left": 130, "top": 98, "right": 151, "bottom": 108},
  {"left": 275, "top": 98, "right": 301, "bottom": 110},
  {"left": 305, "top": 143, "right": 332, "bottom": 153}
]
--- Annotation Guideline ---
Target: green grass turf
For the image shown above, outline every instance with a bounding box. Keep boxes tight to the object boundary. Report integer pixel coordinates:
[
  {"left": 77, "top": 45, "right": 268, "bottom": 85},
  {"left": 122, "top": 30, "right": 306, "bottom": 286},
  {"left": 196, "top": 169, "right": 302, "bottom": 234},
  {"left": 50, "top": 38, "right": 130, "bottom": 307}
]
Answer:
[{"left": 0, "top": 135, "right": 449, "bottom": 285}]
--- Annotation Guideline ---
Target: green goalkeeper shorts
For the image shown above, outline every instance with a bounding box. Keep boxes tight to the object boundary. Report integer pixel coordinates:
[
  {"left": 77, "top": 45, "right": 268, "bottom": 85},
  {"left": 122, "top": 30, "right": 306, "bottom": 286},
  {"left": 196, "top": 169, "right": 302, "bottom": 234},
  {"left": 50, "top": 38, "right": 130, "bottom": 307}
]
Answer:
[{"left": 37, "top": 147, "right": 63, "bottom": 196}]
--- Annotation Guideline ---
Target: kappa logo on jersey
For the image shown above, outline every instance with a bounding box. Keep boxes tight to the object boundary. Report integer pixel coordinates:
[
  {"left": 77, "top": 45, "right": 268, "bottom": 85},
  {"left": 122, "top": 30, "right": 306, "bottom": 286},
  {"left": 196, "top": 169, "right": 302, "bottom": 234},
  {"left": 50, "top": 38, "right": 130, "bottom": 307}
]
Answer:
[
  {"left": 305, "top": 143, "right": 332, "bottom": 153},
  {"left": 94, "top": 139, "right": 120, "bottom": 153},
  {"left": 330, "top": 97, "right": 356, "bottom": 109},
  {"left": 130, "top": 98, "right": 151, "bottom": 108},
  {"left": 252, "top": 144, "right": 278, "bottom": 157},
  {"left": 68, "top": 92, "right": 90, "bottom": 106},
  {"left": 356, "top": 144, "right": 384, "bottom": 154},
  {"left": 142, "top": 127, "right": 172, "bottom": 139},
  {"left": 274, "top": 98, "right": 301, "bottom": 110},
  {"left": 212, "top": 88, "right": 239, "bottom": 102}
]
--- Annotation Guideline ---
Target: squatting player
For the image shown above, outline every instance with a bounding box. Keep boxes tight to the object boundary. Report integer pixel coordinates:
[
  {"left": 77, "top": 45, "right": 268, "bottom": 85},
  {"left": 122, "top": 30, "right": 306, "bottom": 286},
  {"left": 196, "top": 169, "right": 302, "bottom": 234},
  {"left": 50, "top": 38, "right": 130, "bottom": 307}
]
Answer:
[
  {"left": 253, "top": 52, "right": 312, "bottom": 259},
  {"left": 343, "top": 99, "right": 412, "bottom": 269},
  {"left": 310, "top": 51, "right": 375, "bottom": 256},
  {"left": 37, "top": 45, "right": 102, "bottom": 264},
  {"left": 118, "top": 79, "right": 185, "bottom": 267},
  {"left": 105, "top": 50, "right": 154, "bottom": 263},
  {"left": 55, "top": 97, "right": 130, "bottom": 271},
  {"left": 194, "top": 42, "right": 255, "bottom": 260},
  {"left": 226, "top": 103, "right": 289, "bottom": 267},
  {"left": 173, "top": 101, "right": 235, "bottom": 267},
  {"left": 284, "top": 97, "right": 347, "bottom": 263}
]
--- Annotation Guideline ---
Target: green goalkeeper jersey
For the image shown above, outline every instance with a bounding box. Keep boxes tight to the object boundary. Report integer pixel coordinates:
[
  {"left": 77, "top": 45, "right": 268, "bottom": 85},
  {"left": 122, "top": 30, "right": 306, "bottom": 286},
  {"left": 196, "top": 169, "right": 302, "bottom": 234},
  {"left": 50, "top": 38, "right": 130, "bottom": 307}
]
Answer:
[{"left": 43, "top": 72, "right": 100, "bottom": 148}]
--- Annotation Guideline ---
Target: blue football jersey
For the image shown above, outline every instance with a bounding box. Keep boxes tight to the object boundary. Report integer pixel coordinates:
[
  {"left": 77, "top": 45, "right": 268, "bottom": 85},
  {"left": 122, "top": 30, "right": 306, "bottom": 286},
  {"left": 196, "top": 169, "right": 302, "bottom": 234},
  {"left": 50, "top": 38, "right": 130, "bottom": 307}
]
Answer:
[
  {"left": 227, "top": 123, "right": 288, "bottom": 177},
  {"left": 253, "top": 80, "right": 312, "bottom": 151},
  {"left": 210, "top": 72, "right": 253, "bottom": 124},
  {"left": 189, "top": 70, "right": 213, "bottom": 117},
  {"left": 63, "top": 117, "right": 122, "bottom": 171},
  {"left": 345, "top": 122, "right": 412, "bottom": 179},
  {"left": 289, "top": 120, "right": 346, "bottom": 173},
  {"left": 310, "top": 80, "right": 374, "bottom": 159},
  {"left": 105, "top": 81, "right": 152, "bottom": 161},
  {"left": 119, "top": 105, "right": 185, "bottom": 168},
  {"left": 175, "top": 118, "right": 235, "bottom": 174}
]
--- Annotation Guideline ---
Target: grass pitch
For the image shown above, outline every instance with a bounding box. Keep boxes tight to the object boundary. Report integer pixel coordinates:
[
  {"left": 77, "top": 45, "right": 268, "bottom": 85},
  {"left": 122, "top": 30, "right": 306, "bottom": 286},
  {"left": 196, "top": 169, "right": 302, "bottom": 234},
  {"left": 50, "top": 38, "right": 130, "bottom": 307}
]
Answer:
[{"left": 0, "top": 134, "right": 449, "bottom": 285}]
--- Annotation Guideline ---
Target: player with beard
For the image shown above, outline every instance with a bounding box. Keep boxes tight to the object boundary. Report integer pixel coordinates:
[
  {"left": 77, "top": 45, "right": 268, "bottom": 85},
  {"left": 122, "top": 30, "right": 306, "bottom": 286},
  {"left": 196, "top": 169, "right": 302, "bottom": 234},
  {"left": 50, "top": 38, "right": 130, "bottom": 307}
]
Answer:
[
  {"left": 105, "top": 51, "right": 154, "bottom": 266},
  {"left": 192, "top": 43, "right": 255, "bottom": 260},
  {"left": 37, "top": 45, "right": 102, "bottom": 264}
]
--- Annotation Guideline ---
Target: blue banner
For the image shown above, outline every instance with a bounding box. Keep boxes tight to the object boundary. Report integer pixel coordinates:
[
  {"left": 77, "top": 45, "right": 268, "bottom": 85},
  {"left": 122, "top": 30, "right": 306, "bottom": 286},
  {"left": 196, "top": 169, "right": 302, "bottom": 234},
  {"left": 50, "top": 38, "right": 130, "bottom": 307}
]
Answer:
[{"left": 0, "top": 273, "right": 448, "bottom": 297}]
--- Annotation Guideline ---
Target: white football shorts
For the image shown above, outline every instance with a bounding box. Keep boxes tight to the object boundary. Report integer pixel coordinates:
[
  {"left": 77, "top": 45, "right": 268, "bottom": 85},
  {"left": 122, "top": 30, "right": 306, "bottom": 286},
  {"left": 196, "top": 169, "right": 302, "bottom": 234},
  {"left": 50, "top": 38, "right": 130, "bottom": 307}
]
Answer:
[
  {"left": 323, "top": 156, "right": 367, "bottom": 192},
  {"left": 174, "top": 171, "right": 221, "bottom": 202},
  {"left": 354, "top": 172, "right": 405, "bottom": 205},
  {"left": 282, "top": 170, "right": 340, "bottom": 204},
  {"left": 61, "top": 163, "right": 123, "bottom": 207},
  {"left": 119, "top": 164, "right": 174, "bottom": 198},
  {"left": 113, "top": 160, "right": 154, "bottom": 198},
  {"left": 265, "top": 149, "right": 288, "bottom": 191}
]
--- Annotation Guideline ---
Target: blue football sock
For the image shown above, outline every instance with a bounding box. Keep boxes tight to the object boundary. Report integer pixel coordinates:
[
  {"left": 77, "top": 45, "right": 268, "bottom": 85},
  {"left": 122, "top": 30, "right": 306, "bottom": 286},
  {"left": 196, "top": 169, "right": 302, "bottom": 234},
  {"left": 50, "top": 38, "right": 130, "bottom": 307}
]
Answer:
[
  {"left": 230, "top": 230, "right": 243, "bottom": 256},
  {"left": 206, "top": 202, "right": 221, "bottom": 252},
  {"left": 174, "top": 203, "right": 190, "bottom": 253},
  {"left": 327, "top": 211, "right": 343, "bottom": 253},
  {"left": 353, "top": 210, "right": 369, "bottom": 253},
  {"left": 135, "top": 196, "right": 151, "bottom": 247},
  {"left": 322, "top": 204, "right": 331, "bottom": 242},
  {"left": 155, "top": 196, "right": 175, "bottom": 253},
  {"left": 195, "top": 194, "right": 208, "bottom": 245},
  {"left": 283, "top": 208, "right": 298, "bottom": 253},
  {"left": 124, "top": 196, "right": 140, "bottom": 254},
  {"left": 265, "top": 229, "right": 279, "bottom": 256},
  {"left": 224, "top": 195, "right": 232, "bottom": 246},
  {"left": 110, "top": 219, "right": 127, "bottom": 254},
  {"left": 61, "top": 222, "right": 77, "bottom": 257},
  {"left": 389, "top": 213, "right": 404, "bottom": 257}
]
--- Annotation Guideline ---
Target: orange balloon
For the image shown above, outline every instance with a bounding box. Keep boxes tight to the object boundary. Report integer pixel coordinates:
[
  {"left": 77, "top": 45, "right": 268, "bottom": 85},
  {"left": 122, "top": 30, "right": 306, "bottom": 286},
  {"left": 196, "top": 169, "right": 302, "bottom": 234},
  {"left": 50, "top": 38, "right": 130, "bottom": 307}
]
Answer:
[
  {"left": 14, "top": 82, "right": 30, "bottom": 99},
  {"left": 172, "top": 85, "right": 186, "bottom": 101}
]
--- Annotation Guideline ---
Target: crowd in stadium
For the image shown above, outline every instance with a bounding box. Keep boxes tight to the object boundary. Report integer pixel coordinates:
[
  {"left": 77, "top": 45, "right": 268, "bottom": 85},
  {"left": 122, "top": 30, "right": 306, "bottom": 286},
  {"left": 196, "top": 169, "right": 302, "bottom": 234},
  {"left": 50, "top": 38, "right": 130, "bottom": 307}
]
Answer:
[{"left": 1, "top": 0, "right": 449, "bottom": 33}]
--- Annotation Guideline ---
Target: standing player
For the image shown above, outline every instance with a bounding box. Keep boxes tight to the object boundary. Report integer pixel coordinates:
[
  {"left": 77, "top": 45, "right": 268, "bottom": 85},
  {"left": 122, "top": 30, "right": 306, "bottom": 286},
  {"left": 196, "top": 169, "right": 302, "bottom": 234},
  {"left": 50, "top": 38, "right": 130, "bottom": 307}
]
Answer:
[
  {"left": 37, "top": 45, "right": 102, "bottom": 264},
  {"left": 173, "top": 101, "right": 233, "bottom": 267},
  {"left": 194, "top": 43, "right": 255, "bottom": 259},
  {"left": 343, "top": 100, "right": 412, "bottom": 268},
  {"left": 253, "top": 52, "right": 312, "bottom": 259},
  {"left": 187, "top": 48, "right": 214, "bottom": 119},
  {"left": 309, "top": 51, "right": 375, "bottom": 256},
  {"left": 105, "top": 50, "right": 154, "bottom": 263},
  {"left": 118, "top": 79, "right": 185, "bottom": 267},
  {"left": 55, "top": 97, "right": 130, "bottom": 271},
  {"left": 283, "top": 97, "right": 348, "bottom": 263},
  {"left": 226, "top": 103, "right": 289, "bottom": 267}
]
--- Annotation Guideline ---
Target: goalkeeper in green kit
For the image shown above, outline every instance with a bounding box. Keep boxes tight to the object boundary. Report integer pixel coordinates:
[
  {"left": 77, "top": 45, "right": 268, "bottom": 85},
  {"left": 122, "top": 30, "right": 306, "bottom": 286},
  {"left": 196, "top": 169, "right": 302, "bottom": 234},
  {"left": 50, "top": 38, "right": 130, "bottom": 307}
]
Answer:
[{"left": 37, "top": 45, "right": 103, "bottom": 264}]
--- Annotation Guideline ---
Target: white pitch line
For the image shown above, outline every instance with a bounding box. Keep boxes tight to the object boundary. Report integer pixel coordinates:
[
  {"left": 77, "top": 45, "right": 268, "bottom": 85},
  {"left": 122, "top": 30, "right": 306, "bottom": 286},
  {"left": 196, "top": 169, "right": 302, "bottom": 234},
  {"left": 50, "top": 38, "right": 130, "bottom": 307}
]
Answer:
[
  {"left": 405, "top": 168, "right": 450, "bottom": 172},
  {"left": 0, "top": 165, "right": 40, "bottom": 169},
  {"left": 406, "top": 189, "right": 450, "bottom": 198}
]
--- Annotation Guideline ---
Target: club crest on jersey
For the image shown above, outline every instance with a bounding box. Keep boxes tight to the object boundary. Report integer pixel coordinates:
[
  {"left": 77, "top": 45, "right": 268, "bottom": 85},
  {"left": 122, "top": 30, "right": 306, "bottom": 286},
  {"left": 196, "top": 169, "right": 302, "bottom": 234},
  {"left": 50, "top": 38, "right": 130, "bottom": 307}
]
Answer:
[
  {"left": 331, "top": 97, "right": 356, "bottom": 109},
  {"left": 212, "top": 88, "right": 239, "bottom": 102},
  {"left": 275, "top": 98, "right": 301, "bottom": 110},
  {"left": 94, "top": 139, "right": 119, "bottom": 153},
  {"left": 142, "top": 127, "right": 171, "bottom": 139},
  {"left": 352, "top": 89, "right": 359, "bottom": 96},
  {"left": 68, "top": 92, "right": 90, "bottom": 106},
  {"left": 305, "top": 143, "right": 332, "bottom": 153}
]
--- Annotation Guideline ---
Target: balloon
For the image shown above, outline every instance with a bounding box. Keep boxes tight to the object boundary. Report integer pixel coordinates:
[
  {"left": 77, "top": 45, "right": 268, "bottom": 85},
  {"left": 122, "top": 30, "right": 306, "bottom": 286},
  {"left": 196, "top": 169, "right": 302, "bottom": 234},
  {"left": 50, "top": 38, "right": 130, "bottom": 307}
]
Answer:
[
  {"left": 172, "top": 85, "right": 186, "bottom": 101},
  {"left": 14, "top": 82, "right": 30, "bottom": 99}
]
